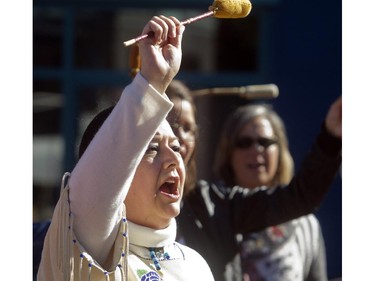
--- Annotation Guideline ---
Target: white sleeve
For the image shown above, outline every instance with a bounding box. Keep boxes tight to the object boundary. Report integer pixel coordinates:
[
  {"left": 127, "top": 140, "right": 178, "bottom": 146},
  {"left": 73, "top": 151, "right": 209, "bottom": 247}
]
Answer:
[{"left": 68, "top": 73, "right": 173, "bottom": 265}]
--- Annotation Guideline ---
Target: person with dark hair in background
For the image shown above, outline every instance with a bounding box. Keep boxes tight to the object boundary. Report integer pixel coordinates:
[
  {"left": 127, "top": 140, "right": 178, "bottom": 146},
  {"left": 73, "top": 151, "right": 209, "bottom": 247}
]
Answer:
[
  {"left": 214, "top": 103, "right": 333, "bottom": 281},
  {"left": 165, "top": 80, "right": 342, "bottom": 281},
  {"left": 37, "top": 15, "right": 216, "bottom": 281}
]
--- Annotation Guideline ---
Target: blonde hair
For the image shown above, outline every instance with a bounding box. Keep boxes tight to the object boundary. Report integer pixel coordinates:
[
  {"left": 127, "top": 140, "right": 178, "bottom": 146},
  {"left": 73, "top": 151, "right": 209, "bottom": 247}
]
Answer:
[{"left": 214, "top": 104, "right": 294, "bottom": 187}]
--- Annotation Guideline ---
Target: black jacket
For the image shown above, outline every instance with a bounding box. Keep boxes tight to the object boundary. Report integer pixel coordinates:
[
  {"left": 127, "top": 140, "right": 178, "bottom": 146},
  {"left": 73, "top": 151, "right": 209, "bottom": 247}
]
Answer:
[{"left": 176, "top": 125, "right": 342, "bottom": 281}]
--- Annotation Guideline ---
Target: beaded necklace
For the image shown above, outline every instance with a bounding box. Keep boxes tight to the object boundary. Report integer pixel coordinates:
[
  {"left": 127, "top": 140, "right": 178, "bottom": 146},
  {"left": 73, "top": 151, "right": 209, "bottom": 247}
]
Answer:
[{"left": 148, "top": 247, "right": 171, "bottom": 270}]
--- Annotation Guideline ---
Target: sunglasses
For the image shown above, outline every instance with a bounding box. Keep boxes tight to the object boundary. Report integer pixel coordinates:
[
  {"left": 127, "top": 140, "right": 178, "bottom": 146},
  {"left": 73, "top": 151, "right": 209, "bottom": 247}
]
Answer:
[{"left": 234, "top": 136, "right": 278, "bottom": 149}]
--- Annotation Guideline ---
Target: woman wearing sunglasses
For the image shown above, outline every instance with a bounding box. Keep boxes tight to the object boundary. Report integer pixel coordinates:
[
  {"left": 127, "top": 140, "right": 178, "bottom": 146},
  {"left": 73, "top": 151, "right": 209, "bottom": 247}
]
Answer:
[
  {"left": 166, "top": 79, "right": 341, "bottom": 281},
  {"left": 214, "top": 103, "right": 334, "bottom": 281}
]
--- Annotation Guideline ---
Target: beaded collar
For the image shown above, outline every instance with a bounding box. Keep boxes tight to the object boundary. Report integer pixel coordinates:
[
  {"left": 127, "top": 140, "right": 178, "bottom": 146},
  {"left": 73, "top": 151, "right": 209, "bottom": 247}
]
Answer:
[{"left": 128, "top": 219, "right": 184, "bottom": 270}]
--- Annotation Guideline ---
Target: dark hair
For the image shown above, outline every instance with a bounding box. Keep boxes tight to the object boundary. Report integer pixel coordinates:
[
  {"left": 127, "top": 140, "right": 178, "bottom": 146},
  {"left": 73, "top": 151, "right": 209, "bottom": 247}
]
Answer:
[
  {"left": 166, "top": 80, "right": 194, "bottom": 105},
  {"left": 78, "top": 80, "right": 199, "bottom": 196},
  {"left": 78, "top": 106, "right": 115, "bottom": 159}
]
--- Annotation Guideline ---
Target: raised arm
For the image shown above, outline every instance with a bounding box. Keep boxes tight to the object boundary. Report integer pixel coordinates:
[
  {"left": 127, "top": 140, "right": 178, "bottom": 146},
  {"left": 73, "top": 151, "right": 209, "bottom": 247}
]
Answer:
[
  {"left": 231, "top": 97, "right": 342, "bottom": 233},
  {"left": 68, "top": 16, "right": 185, "bottom": 265}
]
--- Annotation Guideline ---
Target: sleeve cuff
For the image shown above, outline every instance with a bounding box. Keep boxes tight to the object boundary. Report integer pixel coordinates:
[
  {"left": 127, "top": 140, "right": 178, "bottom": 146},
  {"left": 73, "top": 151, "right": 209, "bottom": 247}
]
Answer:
[{"left": 316, "top": 122, "right": 342, "bottom": 157}]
